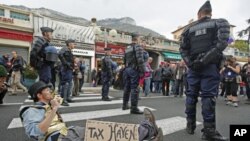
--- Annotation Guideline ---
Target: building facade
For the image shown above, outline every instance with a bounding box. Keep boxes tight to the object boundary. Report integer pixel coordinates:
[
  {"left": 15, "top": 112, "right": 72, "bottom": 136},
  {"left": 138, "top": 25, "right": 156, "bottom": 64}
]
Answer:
[{"left": 0, "top": 4, "right": 33, "bottom": 62}]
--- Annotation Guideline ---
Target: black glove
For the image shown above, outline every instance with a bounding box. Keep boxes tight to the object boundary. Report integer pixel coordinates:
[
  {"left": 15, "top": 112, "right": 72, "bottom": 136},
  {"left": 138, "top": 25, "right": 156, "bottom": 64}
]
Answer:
[{"left": 190, "top": 60, "right": 204, "bottom": 72}]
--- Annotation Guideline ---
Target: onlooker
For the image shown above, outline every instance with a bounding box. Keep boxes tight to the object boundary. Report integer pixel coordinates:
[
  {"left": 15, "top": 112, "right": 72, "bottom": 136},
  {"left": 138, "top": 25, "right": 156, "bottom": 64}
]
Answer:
[
  {"left": 174, "top": 60, "right": 187, "bottom": 97},
  {"left": 144, "top": 57, "right": 153, "bottom": 97},
  {"left": 161, "top": 60, "right": 173, "bottom": 96},
  {"left": 79, "top": 59, "right": 86, "bottom": 92},
  {"left": 221, "top": 56, "right": 240, "bottom": 107},
  {"left": 10, "top": 51, "right": 27, "bottom": 95},
  {"left": 241, "top": 55, "right": 250, "bottom": 103},
  {"left": 0, "top": 65, "right": 8, "bottom": 104},
  {"left": 72, "top": 58, "right": 80, "bottom": 96},
  {"left": 153, "top": 64, "right": 163, "bottom": 93},
  {"left": 91, "top": 68, "right": 97, "bottom": 87}
]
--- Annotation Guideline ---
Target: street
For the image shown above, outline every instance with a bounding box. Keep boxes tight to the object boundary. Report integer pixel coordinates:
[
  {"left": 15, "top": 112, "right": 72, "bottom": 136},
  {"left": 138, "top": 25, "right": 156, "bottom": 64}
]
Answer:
[{"left": 1, "top": 88, "right": 250, "bottom": 141}]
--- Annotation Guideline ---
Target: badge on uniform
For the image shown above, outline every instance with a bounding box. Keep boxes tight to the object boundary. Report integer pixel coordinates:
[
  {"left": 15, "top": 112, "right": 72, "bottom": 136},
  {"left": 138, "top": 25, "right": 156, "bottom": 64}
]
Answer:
[{"left": 195, "top": 28, "right": 207, "bottom": 36}]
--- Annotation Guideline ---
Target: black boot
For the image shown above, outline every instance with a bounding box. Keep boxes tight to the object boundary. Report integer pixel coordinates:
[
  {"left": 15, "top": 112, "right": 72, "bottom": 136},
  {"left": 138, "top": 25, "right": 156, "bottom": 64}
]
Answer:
[
  {"left": 130, "top": 106, "right": 143, "bottom": 114},
  {"left": 102, "top": 96, "right": 112, "bottom": 101},
  {"left": 201, "top": 123, "right": 228, "bottom": 141},
  {"left": 122, "top": 103, "right": 130, "bottom": 110},
  {"left": 186, "top": 119, "right": 196, "bottom": 135}
]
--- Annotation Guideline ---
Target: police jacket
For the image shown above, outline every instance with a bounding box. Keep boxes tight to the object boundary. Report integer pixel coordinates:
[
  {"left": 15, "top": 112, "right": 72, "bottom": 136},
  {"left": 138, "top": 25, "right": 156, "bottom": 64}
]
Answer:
[
  {"left": 101, "top": 55, "right": 113, "bottom": 76},
  {"left": 58, "top": 47, "right": 74, "bottom": 69},
  {"left": 31, "top": 36, "right": 50, "bottom": 62},
  {"left": 124, "top": 44, "right": 147, "bottom": 75},
  {"left": 179, "top": 17, "right": 230, "bottom": 67}
]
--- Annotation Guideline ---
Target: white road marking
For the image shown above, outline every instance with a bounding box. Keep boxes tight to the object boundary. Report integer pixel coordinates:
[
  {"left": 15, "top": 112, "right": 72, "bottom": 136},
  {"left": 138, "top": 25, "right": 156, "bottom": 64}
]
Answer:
[{"left": 8, "top": 106, "right": 155, "bottom": 129}]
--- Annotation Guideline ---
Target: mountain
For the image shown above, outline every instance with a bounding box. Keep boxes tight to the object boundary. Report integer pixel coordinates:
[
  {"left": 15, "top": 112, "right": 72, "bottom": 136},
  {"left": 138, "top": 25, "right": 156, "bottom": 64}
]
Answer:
[{"left": 9, "top": 5, "right": 165, "bottom": 38}]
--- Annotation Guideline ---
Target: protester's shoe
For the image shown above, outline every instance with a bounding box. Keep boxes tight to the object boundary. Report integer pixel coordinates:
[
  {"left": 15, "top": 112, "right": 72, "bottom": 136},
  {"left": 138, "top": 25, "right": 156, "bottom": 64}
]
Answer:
[
  {"left": 201, "top": 128, "right": 228, "bottom": 141},
  {"left": 226, "top": 101, "right": 232, "bottom": 105},
  {"left": 232, "top": 102, "right": 238, "bottom": 107},
  {"left": 144, "top": 108, "right": 156, "bottom": 126},
  {"left": 152, "top": 128, "right": 163, "bottom": 141},
  {"left": 130, "top": 107, "right": 143, "bottom": 114},
  {"left": 61, "top": 101, "right": 69, "bottom": 106},
  {"left": 122, "top": 104, "right": 130, "bottom": 110},
  {"left": 186, "top": 120, "right": 196, "bottom": 135}
]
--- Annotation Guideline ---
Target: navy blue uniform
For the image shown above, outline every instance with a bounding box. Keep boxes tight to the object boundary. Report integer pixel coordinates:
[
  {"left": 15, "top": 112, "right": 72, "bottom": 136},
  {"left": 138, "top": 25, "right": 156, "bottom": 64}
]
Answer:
[
  {"left": 31, "top": 36, "right": 53, "bottom": 84},
  {"left": 101, "top": 55, "right": 113, "bottom": 100},
  {"left": 180, "top": 16, "right": 230, "bottom": 139},
  {"left": 123, "top": 44, "right": 148, "bottom": 114},
  {"left": 59, "top": 47, "right": 74, "bottom": 103}
]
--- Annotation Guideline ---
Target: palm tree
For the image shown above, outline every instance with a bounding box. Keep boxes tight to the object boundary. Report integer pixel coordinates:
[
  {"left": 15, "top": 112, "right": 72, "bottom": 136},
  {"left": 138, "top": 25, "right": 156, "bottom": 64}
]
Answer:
[{"left": 238, "top": 18, "right": 250, "bottom": 51}]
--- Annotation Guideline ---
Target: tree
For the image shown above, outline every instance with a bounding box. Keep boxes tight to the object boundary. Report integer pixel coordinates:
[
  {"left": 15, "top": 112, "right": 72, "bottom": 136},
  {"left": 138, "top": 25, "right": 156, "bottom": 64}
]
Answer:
[
  {"left": 233, "top": 40, "right": 248, "bottom": 51},
  {"left": 238, "top": 18, "right": 250, "bottom": 51}
]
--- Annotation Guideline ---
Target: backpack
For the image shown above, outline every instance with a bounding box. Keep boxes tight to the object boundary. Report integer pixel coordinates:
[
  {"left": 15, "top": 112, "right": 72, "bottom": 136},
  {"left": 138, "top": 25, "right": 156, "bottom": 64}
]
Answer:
[{"left": 30, "top": 37, "right": 47, "bottom": 69}]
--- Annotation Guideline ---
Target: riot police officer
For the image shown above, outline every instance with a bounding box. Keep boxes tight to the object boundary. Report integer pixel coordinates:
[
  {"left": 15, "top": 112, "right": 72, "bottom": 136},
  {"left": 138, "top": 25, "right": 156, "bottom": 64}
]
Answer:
[
  {"left": 180, "top": 1, "right": 229, "bottom": 140},
  {"left": 30, "top": 27, "right": 57, "bottom": 84},
  {"left": 101, "top": 47, "right": 113, "bottom": 101},
  {"left": 123, "top": 33, "right": 148, "bottom": 114},
  {"left": 58, "top": 39, "right": 75, "bottom": 106}
]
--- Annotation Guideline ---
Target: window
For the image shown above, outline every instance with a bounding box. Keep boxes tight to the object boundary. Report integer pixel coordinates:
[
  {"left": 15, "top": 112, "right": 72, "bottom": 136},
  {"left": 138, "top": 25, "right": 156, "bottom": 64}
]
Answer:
[
  {"left": 0, "top": 9, "right": 4, "bottom": 16},
  {"left": 10, "top": 11, "right": 29, "bottom": 21}
]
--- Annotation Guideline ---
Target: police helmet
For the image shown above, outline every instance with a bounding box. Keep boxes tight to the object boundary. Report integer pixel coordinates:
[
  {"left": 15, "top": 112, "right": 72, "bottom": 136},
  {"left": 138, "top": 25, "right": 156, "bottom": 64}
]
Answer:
[{"left": 45, "top": 46, "right": 58, "bottom": 62}]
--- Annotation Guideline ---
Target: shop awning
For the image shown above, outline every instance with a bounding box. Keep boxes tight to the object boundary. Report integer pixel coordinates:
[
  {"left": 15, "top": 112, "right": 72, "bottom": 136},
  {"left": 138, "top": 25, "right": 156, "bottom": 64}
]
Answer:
[{"left": 162, "top": 52, "right": 182, "bottom": 60}]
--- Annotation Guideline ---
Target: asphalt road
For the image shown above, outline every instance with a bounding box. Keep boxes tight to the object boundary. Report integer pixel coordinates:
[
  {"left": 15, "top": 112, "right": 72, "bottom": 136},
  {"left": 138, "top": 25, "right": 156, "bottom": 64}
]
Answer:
[{"left": 1, "top": 90, "right": 250, "bottom": 141}]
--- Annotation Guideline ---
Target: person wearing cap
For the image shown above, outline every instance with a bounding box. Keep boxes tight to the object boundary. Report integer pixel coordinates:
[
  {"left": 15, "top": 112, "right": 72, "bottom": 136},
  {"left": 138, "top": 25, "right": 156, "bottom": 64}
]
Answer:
[
  {"left": 20, "top": 81, "right": 163, "bottom": 141},
  {"left": 241, "top": 55, "right": 250, "bottom": 104},
  {"left": 179, "top": 1, "right": 229, "bottom": 140},
  {"left": 30, "top": 27, "right": 56, "bottom": 84},
  {"left": 101, "top": 47, "right": 113, "bottom": 101},
  {"left": 123, "top": 33, "right": 148, "bottom": 114},
  {"left": 58, "top": 39, "right": 75, "bottom": 106},
  {"left": 0, "top": 65, "right": 8, "bottom": 104}
]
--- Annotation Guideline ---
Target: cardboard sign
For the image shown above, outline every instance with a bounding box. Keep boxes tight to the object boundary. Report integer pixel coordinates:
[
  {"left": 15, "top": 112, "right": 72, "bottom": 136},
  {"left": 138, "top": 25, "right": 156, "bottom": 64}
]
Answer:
[{"left": 84, "top": 120, "right": 139, "bottom": 141}]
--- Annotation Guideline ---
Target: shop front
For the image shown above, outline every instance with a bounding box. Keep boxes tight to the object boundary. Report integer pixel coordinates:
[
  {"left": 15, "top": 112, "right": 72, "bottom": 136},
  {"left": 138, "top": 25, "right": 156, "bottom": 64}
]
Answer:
[
  {"left": 0, "top": 28, "right": 33, "bottom": 62},
  {"left": 0, "top": 7, "right": 33, "bottom": 62},
  {"left": 95, "top": 42, "right": 126, "bottom": 70},
  {"left": 162, "top": 52, "right": 182, "bottom": 62}
]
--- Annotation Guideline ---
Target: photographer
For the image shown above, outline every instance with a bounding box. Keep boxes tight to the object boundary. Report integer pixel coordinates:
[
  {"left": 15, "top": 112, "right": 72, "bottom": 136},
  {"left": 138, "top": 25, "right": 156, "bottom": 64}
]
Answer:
[
  {"left": 0, "top": 65, "right": 8, "bottom": 104},
  {"left": 221, "top": 56, "right": 240, "bottom": 107}
]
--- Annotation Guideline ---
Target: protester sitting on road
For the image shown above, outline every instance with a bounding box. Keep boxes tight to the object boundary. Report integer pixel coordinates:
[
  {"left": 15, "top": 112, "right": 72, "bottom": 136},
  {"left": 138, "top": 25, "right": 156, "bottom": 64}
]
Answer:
[
  {"left": 0, "top": 65, "right": 8, "bottom": 104},
  {"left": 20, "top": 81, "right": 163, "bottom": 141}
]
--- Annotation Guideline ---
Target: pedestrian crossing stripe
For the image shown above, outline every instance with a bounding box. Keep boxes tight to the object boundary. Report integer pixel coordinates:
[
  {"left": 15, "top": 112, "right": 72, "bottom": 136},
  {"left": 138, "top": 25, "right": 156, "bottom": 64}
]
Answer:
[
  {"left": 8, "top": 106, "right": 155, "bottom": 129},
  {"left": 20, "top": 99, "right": 124, "bottom": 110},
  {"left": 8, "top": 114, "right": 202, "bottom": 137},
  {"left": 24, "top": 96, "right": 114, "bottom": 103}
]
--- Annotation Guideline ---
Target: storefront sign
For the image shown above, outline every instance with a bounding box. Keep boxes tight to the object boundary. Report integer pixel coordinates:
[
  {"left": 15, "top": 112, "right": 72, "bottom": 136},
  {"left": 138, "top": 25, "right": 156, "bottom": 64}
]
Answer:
[
  {"left": 54, "top": 47, "right": 94, "bottom": 57},
  {"left": 163, "top": 52, "right": 182, "bottom": 60},
  {"left": 85, "top": 120, "right": 139, "bottom": 141},
  {"left": 33, "top": 16, "right": 95, "bottom": 44},
  {"left": 95, "top": 42, "right": 125, "bottom": 55},
  {"left": 0, "top": 17, "right": 14, "bottom": 24},
  {"left": 0, "top": 28, "right": 32, "bottom": 42}
]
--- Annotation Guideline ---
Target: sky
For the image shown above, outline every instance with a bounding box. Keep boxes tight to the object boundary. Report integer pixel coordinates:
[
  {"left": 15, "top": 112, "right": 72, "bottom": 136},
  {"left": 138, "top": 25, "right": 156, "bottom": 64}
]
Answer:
[{"left": 1, "top": 0, "right": 249, "bottom": 39}]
